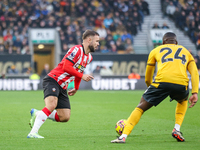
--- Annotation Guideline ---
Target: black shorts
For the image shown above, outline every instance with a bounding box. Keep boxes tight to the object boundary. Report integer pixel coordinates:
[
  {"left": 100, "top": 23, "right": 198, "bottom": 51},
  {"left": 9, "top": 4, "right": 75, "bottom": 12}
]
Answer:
[
  {"left": 143, "top": 82, "right": 189, "bottom": 106},
  {"left": 43, "top": 75, "right": 71, "bottom": 109}
]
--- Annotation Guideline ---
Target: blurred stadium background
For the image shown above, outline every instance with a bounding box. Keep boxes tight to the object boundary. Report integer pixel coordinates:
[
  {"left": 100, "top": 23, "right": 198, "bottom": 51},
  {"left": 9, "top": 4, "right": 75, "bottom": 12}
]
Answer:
[{"left": 0, "top": 0, "right": 199, "bottom": 91}]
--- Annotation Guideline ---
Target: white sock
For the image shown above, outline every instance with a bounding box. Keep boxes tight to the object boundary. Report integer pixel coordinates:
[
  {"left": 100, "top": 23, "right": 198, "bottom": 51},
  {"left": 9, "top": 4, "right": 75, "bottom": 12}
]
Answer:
[
  {"left": 30, "top": 111, "right": 48, "bottom": 133},
  {"left": 35, "top": 110, "right": 41, "bottom": 116},
  {"left": 48, "top": 110, "right": 57, "bottom": 121},
  {"left": 174, "top": 124, "right": 180, "bottom": 131},
  {"left": 119, "top": 134, "right": 127, "bottom": 139}
]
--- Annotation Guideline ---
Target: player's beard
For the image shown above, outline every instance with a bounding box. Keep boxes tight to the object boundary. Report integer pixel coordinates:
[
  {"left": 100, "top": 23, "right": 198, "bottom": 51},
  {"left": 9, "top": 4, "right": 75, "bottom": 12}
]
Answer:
[{"left": 88, "top": 44, "right": 95, "bottom": 52}]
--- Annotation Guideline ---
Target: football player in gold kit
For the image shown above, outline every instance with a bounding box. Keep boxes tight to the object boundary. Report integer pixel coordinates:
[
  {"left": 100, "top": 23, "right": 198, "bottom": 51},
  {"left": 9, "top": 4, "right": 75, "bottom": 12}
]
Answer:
[{"left": 111, "top": 32, "right": 199, "bottom": 143}]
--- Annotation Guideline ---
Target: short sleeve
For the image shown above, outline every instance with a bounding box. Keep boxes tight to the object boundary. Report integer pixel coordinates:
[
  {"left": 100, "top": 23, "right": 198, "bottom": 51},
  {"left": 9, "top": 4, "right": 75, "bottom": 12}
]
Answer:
[{"left": 65, "top": 46, "right": 80, "bottom": 64}]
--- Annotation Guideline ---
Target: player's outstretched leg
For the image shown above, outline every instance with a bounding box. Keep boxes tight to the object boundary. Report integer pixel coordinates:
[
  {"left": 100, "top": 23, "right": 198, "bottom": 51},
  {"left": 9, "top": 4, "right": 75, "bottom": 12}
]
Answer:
[
  {"left": 172, "top": 128, "right": 185, "bottom": 142},
  {"left": 29, "top": 108, "right": 38, "bottom": 128}
]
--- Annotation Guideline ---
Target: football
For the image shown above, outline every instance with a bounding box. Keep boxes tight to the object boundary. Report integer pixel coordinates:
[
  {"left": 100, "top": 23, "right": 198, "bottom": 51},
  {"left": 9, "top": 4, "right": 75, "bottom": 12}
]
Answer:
[{"left": 115, "top": 119, "right": 127, "bottom": 135}]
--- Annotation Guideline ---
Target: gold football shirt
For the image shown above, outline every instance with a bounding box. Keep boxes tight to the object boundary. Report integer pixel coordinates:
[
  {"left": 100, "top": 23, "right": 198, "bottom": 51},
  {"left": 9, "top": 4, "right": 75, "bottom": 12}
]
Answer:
[{"left": 145, "top": 44, "right": 199, "bottom": 93}]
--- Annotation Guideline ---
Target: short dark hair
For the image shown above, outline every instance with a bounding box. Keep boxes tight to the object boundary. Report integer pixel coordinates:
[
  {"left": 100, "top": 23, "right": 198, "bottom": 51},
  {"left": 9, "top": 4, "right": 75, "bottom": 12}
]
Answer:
[
  {"left": 162, "top": 32, "right": 177, "bottom": 44},
  {"left": 82, "top": 30, "right": 99, "bottom": 40}
]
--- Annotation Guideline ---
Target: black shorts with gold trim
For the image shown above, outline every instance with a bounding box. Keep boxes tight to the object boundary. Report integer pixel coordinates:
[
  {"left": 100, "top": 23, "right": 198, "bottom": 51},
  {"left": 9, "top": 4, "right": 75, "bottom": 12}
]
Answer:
[{"left": 142, "top": 82, "right": 189, "bottom": 106}]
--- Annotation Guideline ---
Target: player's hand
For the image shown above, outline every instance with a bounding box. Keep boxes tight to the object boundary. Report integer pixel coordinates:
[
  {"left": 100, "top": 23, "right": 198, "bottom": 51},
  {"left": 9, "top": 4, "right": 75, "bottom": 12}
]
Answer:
[
  {"left": 81, "top": 74, "right": 94, "bottom": 82},
  {"left": 68, "top": 88, "right": 77, "bottom": 96},
  {"left": 188, "top": 93, "right": 198, "bottom": 108}
]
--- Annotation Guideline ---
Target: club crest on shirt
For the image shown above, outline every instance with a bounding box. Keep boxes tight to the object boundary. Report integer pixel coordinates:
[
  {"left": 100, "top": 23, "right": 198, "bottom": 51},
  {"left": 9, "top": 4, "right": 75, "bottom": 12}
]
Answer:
[{"left": 52, "top": 88, "right": 56, "bottom": 92}]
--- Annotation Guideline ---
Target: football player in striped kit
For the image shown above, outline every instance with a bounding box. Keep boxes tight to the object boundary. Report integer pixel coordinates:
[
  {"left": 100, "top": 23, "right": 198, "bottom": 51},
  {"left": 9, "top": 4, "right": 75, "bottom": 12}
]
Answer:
[{"left": 27, "top": 30, "right": 99, "bottom": 138}]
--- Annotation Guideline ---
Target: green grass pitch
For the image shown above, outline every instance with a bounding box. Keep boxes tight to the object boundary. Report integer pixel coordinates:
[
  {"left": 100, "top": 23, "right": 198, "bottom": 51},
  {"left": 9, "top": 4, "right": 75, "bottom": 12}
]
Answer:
[{"left": 0, "top": 90, "right": 200, "bottom": 150}]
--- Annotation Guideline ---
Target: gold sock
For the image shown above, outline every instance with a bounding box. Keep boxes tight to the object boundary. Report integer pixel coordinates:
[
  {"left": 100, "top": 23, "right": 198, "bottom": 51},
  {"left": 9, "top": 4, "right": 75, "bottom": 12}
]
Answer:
[
  {"left": 123, "top": 107, "right": 144, "bottom": 135},
  {"left": 175, "top": 100, "right": 187, "bottom": 126}
]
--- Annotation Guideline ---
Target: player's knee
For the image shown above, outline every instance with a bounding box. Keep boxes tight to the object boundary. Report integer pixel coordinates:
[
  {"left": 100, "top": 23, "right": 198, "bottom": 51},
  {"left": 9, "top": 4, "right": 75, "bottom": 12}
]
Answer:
[
  {"left": 61, "top": 116, "right": 70, "bottom": 122},
  {"left": 45, "top": 96, "right": 58, "bottom": 111}
]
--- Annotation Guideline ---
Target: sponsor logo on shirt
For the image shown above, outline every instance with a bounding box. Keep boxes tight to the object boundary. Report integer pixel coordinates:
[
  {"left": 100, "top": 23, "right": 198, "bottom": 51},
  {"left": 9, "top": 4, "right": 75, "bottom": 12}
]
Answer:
[{"left": 75, "top": 63, "right": 85, "bottom": 72}]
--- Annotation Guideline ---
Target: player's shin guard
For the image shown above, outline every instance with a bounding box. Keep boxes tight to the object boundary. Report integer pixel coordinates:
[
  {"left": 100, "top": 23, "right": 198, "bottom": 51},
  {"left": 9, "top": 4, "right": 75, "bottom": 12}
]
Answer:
[
  {"left": 123, "top": 107, "right": 144, "bottom": 135},
  {"left": 175, "top": 100, "right": 188, "bottom": 127}
]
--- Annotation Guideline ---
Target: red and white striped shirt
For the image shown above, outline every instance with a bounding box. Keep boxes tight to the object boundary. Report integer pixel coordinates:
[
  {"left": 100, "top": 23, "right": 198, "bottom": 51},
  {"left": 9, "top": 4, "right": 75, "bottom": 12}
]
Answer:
[{"left": 48, "top": 45, "right": 93, "bottom": 89}]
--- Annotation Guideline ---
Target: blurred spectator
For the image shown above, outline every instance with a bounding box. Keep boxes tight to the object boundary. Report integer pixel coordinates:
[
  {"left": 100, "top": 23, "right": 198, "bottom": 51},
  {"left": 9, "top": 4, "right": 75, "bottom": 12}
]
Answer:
[
  {"left": 96, "top": 25, "right": 107, "bottom": 40},
  {"left": 95, "top": 15, "right": 103, "bottom": 28},
  {"left": 186, "top": 11, "right": 195, "bottom": 26},
  {"left": 119, "top": 2, "right": 129, "bottom": 13},
  {"left": 105, "top": 34, "right": 115, "bottom": 50},
  {"left": 3, "top": 31, "right": 13, "bottom": 47},
  {"left": 17, "top": 21, "right": 23, "bottom": 34},
  {"left": 100, "top": 45, "right": 110, "bottom": 53},
  {"left": 113, "top": 30, "right": 121, "bottom": 41},
  {"left": 126, "top": 45, "right": 134, "bottom": 54},
  {"left": 176, "top": 11, "right": 188, "bottom": 31},
  {"left": 128, "top": 71, "right": 141, "bottom": 79},
  {"left": 162, "top": 22, "right": 170, "bottom": 29},
  {"left": 22, "top": 67, "right": 32, "bottom": 75},
  {"left": 132, "top": 11, "right": 142, "bottom": 31},
  {"left": 8, "top": 65, "right": 19, "bottom": 74},
  {"left": 0, "top": 44, "right": 6, "bottom": 54},
  {"left": 110, "top": 42, "right": 117, "bottom": 53},
  {"left": 30, "top": 73, "right": 40, "bottom": 80},
  {"left": 62, "top": 43, "right": 69, "bottom": 53},
  {"left": 116, "top": 38, "right": 126, "bottom": 51},
  {"left": 125, "top": 38, "right": 133, "bottom": 50},
  {"left": 196, "top": 33, "right": 200, "bottom": 50},
  {"left": 152, "top": 23, "right": 160, "bottom": 29},
  {"left": 109, "top": 22, "right": 116, "bottom": 32},
  {"left": 100, "top": 66, "right": 113, "bottom": 76},
  {"left": 141, "top": 0, "right": 150, "bottom": 15},
  {"left": 166, "top": 1, "right": 176, "bottom": 18},
  {"left": 188, "top": 21, "right": 197, "bottom": 43},
  {"left": 113, "top": 12, "right": 121, "bottom": 25},
  {"left": 121, "top": 30, "right": 133, "bottom": 44},
  {"left": 116, "top": 21, "right": 126, "bottom": 33},
  {"left": 40, "top": 63, "right": 50, "bottom": 77},
  {"left": 13, "top": 36, "right": 22, "bottom": 49},
  {"left": 21, "top": 45, "right": 30, "bottom": 55},
  {"left": 103, "top": 13, "right": 113, "bottom": 29},
  {"left": 93, "top": 65, "right": 101, "bottom": 75},
  {"left": 126, "top": 21, "right": 138, "bottom": 36},
  {"left": 173, "top": 7, "right": 181, "bottom": 23},
  {"left": 0, "top": 72, "right": 6, "bottom": 79}
]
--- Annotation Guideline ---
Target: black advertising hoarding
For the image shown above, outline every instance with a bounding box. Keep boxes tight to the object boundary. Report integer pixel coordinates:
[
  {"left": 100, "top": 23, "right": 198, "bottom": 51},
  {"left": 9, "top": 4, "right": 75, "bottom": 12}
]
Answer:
[
  {"left": 61, "top": 54, "right": 149, "bottom": 75},
  {"left": 64, "top": 53, "right": 149, "bottom": 90},
  {"left": 79, "top": 75, "right": 147, "bottom": 90},
  {"left": 0, "top": 55, "right": 31, "bottom": 74},
  {"left": 1, "top": 54, "right": 198, "bottom": 91},
  {"left": 0, "top": 55, "right": 40, "bottom": 91},
  {"left": 0, "top": 78, "right": 40, "bottom": 90}
]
